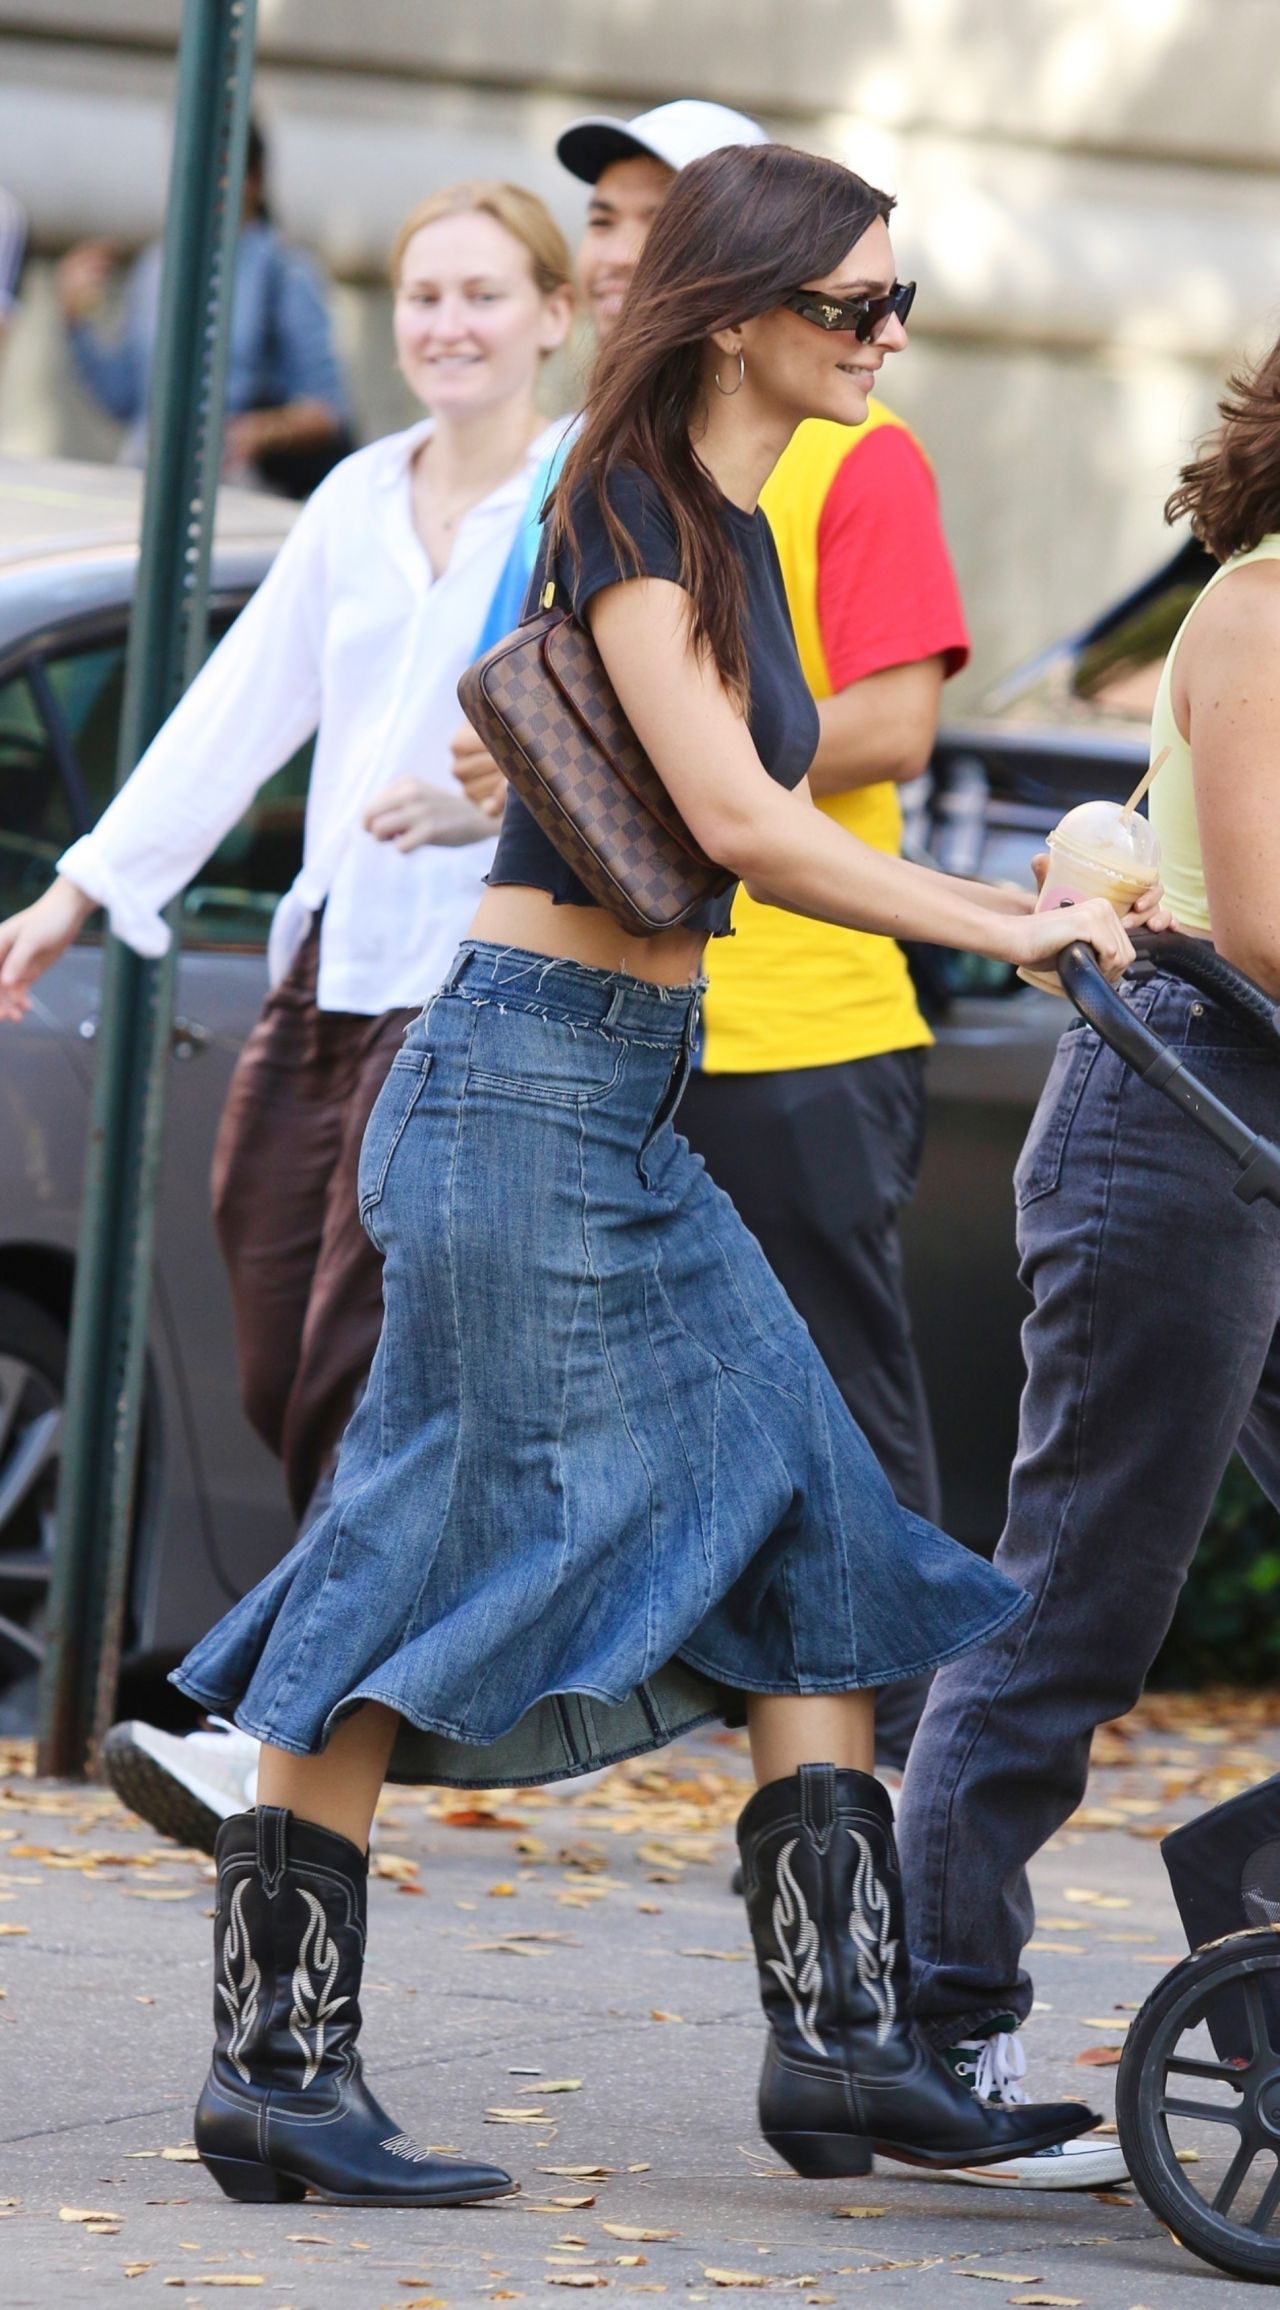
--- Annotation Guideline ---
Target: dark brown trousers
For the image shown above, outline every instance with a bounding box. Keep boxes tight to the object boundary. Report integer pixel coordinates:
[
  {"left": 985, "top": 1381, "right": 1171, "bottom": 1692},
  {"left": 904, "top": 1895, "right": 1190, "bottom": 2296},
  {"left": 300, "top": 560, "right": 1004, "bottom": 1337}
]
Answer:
[{"left": 210, "top": 921, "right": 417, "bottom": 1521}]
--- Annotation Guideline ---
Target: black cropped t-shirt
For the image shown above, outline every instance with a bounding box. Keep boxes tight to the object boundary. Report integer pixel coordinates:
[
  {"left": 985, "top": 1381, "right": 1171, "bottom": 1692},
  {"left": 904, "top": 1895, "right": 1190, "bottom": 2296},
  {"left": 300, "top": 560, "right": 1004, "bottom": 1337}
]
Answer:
[{"left": 486, "top": 463, "right": 819, "bottom": 937}]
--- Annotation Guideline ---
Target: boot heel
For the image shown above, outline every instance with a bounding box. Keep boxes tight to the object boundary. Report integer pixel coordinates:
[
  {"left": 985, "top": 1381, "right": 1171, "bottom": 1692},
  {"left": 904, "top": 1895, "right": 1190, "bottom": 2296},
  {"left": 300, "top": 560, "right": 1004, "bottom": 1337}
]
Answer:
[
  {"left": 763, "top": 2129, "right": 873, "bottom": 2180},
  {"left": 202, "top": 2153, "right": 307, "bottom": 2204}
]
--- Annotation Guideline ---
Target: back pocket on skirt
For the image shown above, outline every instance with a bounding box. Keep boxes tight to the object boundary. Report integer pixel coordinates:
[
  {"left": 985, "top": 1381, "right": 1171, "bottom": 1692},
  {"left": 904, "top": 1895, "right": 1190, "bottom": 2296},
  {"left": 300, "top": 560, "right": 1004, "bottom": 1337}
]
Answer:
[{"left": 358, "top": 1051, "right": 433, "bottom": 1249}]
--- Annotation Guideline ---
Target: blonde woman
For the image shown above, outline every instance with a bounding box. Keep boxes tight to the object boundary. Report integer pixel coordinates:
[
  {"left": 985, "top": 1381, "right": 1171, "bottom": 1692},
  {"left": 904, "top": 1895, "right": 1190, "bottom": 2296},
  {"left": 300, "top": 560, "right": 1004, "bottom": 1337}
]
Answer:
[{"left": 0, "top": 185, "right": 574, "bottom": 1877}]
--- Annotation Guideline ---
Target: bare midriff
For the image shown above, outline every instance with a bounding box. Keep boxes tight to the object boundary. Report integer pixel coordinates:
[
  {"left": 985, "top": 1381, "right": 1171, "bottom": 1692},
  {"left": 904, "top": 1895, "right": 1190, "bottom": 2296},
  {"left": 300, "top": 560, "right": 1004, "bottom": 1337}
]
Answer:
[{"left": 467, "top": 885, "right": 708, "bottom": 987}]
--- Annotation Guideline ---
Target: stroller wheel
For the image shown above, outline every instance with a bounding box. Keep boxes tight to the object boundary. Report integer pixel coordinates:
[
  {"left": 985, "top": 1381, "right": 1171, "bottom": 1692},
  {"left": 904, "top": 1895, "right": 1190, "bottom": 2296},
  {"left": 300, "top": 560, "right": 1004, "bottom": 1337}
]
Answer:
[{"left": 1117, "top": 1926, "right": 1280, "bottom": 2282}]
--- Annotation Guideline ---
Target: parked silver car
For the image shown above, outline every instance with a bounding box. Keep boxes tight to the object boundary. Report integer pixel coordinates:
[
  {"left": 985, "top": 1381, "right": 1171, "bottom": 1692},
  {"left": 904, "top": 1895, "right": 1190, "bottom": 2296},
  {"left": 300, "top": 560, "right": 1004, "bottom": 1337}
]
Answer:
[{"left": 0, "top": 454, "right": 1198, "bottom": 1723}]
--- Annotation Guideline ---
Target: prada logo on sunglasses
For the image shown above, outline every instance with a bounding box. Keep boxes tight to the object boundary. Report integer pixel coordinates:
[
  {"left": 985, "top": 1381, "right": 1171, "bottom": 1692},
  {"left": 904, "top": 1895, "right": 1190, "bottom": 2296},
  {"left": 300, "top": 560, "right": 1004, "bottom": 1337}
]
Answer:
[{"left": 818, "top": 303, "right": 842, "bottom": 325}]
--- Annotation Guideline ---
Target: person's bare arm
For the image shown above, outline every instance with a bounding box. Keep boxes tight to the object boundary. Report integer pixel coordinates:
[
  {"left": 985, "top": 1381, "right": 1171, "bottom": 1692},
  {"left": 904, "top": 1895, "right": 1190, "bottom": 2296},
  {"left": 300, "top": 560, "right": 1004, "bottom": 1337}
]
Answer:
[
  {"left": 586, "top": 578, "right": 1132, "bottom": 977},
  {"left": 807, "top": 656, "right": 945, "bottom": 796},
  {"left": 1178, "top": 563, "right": 1280, "bottom": 995},
  {"left": 363, "top": 776, "right": 494, "bottom": 850},
  {"left": 223, "top": 401, "right": 343, "bottom": 472}
]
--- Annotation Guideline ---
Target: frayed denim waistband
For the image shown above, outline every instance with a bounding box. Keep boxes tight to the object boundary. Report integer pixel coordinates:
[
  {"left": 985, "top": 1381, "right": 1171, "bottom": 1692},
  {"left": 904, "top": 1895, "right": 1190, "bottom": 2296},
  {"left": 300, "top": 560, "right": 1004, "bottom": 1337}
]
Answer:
[{"left": 443, "top": 940, "right": 705, "bottom": 1049}]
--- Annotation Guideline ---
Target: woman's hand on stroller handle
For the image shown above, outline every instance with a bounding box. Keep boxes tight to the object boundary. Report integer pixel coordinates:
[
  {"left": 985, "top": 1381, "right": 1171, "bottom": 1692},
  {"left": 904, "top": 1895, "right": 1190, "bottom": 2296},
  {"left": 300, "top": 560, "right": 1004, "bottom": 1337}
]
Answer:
[{"left": 1004, "top": 894, "right": 1136, "bottom": 984}]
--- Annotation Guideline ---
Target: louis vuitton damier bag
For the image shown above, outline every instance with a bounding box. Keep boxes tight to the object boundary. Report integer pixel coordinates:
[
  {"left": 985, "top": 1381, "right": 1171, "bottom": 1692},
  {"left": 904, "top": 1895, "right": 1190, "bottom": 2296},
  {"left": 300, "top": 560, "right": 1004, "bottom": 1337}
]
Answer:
[{"left": 456, "top": 577, "right": 732, "bottom": 939}]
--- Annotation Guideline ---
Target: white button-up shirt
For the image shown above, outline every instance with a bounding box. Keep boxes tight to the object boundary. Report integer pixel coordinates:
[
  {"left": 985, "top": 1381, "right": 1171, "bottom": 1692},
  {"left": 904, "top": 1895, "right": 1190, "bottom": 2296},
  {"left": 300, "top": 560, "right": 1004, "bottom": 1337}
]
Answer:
[{"left": 59, "top": 415, "right": 565, "bottom": 1014}]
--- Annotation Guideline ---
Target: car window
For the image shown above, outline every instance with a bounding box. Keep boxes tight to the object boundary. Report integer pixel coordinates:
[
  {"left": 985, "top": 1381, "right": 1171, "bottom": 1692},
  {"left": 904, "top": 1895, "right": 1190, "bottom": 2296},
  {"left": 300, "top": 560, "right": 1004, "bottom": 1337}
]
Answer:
[
  {"left": 39, "top": 609, "right": 310, "bottom": 952},
  {"left": 0, "top": 667, "right": 79, "bottom": 917},
  {"left": 41, "top": 644, "right": 127, "bottom": 821}
]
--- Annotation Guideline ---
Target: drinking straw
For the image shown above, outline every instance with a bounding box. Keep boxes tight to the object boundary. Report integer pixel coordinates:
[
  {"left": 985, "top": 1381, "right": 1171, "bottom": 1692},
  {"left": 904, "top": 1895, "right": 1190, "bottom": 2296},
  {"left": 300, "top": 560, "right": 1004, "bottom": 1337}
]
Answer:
[{"left": 1122, "top": 744, "right": 1170, "bottom": 820}]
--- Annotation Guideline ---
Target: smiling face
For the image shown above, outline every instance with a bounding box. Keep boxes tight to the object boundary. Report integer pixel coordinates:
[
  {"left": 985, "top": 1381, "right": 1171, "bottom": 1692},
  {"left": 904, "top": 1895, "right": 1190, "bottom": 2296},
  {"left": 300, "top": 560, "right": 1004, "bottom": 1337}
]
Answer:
[
  {"left": 576, "top": 153, "right": 675, "bottom": 335},
  {"left": 393, "top": 209, "right": 572, "bottom": 417},
  {"left": 731, "top": 216, "right": 908, "bottom": 431}
]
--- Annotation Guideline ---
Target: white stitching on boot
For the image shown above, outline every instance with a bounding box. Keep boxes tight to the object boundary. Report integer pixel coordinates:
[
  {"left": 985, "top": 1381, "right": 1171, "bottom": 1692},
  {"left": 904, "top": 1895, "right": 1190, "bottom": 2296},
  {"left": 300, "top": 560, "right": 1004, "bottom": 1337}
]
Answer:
[
  {"left": 767, "top": 1839, "right": 826, "bottom": 2057},
  {"left": 847, "top": 1830, "right": 897, "bottom": 2046},
  {"left": 288, "top": 1891, "right": 349, "bottom": 2089},
  {"left": 380, "top": 2132, "right": 436, "bottom": 2163},
  {"left": 217, "top": 1878, "right": 261, "bottom": 2085}
]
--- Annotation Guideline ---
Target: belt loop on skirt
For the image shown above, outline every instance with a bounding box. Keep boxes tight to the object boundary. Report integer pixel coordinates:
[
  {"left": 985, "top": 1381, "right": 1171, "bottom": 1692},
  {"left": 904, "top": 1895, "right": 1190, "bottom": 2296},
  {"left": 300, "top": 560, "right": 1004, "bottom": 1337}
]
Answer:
[{"left": 442, "top": 943, "right": 477, "bottom": 994}]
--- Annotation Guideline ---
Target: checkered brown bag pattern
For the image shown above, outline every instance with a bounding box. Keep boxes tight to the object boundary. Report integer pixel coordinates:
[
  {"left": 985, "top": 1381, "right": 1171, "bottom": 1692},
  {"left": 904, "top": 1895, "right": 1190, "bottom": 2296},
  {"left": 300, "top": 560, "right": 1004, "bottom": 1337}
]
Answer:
[{"left": 458, "top": 608, "right": 733, "bottom": 939}]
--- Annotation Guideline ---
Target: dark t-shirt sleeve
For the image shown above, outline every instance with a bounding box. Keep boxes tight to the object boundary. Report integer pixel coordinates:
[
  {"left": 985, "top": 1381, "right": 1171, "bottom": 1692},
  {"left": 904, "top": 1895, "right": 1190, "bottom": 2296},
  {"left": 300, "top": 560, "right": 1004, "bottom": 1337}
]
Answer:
[{"left": 553, "top": 466, "right": 685, "bottom": 620}]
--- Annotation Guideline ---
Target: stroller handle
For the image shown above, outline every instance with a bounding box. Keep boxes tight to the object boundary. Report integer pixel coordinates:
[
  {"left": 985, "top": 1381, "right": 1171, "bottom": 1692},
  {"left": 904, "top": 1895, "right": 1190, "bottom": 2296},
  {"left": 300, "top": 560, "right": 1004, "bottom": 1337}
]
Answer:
[{"left": 1055, "top": 933, "right": 1280, "bottom": 1211}]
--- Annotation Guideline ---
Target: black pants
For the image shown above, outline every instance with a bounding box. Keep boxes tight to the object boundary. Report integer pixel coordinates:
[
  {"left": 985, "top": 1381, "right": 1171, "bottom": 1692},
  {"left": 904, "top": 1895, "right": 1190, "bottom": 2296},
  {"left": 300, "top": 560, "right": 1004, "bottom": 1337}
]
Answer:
[{"left": 679, "top": 1047, "right": 938, "bottom": 1767}]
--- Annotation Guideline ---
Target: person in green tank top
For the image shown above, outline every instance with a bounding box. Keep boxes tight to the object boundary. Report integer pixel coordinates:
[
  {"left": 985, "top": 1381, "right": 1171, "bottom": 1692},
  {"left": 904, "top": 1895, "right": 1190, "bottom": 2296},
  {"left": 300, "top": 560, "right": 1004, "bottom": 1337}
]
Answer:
[{"left": 895, "top": 330, "right": 1280, "bottom": 2189}]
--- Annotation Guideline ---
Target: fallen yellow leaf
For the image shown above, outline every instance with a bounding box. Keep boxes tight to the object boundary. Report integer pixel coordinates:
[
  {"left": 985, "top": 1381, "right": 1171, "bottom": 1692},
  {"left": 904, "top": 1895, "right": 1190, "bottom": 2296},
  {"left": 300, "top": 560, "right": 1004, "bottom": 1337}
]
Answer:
[
  {"left": 123, "top": 2266, "right": 154, "bottom": 2279},
  {"left": 59, "top": 2207, "right": 117, "bottom": 2224},
  {"left": 0, "top": 1922, "right": 28, "bottom": 1935},
  {"left": 540, "top": 2165, "right": 613, "bottom": 2180},
  {"left": 521, "top": 2080, "right": 581, "bottom": 2095},
  {"left": 601, "top": 2223, "right": 678, "bottom": 2242},
  {"left": 704, "top": 2273, "right": 769, "bottom": 2289},
  {"left": 1008, "top": 2298, "right": 1083, "bottom": 2307},
  {"left": 649, "top": 2010, "right": 683, "bottom": 2023},
  {"left": 833, "top": 2206, "right": 888, "bottom": 2218},
  {"left": 959, "top": 2276, "right": 1043, "bottom": 2286}
]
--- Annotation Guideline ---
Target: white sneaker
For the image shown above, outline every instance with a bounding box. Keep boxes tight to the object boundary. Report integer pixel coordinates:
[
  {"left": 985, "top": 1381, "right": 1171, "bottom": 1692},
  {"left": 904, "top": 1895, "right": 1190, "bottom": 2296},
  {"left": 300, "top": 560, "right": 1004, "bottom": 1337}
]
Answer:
[
  {"left": 901, "top": 2026, "right": 1131, "bottom": 2191},
  {"left": 101, "top": 1717, "right": 260, "bottom": 1854}
]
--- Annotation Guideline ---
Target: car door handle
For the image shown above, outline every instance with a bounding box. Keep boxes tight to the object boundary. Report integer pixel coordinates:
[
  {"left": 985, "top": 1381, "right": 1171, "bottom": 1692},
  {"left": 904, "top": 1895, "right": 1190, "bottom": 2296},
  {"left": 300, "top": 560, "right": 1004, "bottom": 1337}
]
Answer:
[{"left": 77, "top": 1014, "right": 210, "bottom": 1060}]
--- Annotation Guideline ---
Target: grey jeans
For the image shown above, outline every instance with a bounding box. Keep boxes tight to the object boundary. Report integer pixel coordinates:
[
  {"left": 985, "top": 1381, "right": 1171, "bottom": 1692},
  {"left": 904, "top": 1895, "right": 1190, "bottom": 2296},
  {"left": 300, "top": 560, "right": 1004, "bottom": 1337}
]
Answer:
[{"left": 897, "top": 972, "right": 1280, "bottom": 2046}]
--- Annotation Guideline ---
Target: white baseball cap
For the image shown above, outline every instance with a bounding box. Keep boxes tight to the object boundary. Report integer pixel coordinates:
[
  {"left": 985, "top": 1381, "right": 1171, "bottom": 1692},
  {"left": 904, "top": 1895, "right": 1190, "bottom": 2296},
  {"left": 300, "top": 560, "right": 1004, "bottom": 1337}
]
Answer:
[{"left": 556, "top": 98, "right": 769, "bottom": 186}]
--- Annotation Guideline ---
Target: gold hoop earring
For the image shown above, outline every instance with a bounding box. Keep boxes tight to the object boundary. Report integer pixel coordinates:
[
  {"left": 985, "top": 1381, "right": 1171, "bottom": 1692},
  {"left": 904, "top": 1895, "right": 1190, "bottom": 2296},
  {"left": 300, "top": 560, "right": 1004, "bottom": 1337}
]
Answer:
[{"left": 714, "top": 349, "right": 745, "bottom": 397}]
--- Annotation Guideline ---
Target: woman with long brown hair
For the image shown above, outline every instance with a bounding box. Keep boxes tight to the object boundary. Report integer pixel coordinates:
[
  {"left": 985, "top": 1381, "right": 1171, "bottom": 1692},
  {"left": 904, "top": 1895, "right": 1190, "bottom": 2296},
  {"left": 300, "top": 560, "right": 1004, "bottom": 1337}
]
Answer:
[
  {"left": 159, "top": 144, "right": 1130, "bottom": 2210},
  {"left": 894, "top": 334, "right": 1280, "bottom": 2189}
]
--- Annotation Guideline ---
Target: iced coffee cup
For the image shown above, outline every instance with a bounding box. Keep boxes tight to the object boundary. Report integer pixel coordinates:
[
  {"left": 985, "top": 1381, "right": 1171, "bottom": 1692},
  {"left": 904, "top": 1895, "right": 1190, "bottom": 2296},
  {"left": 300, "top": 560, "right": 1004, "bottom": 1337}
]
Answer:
[{"left": 1017, "top": 799, "right": 1161, "bottom": 993}]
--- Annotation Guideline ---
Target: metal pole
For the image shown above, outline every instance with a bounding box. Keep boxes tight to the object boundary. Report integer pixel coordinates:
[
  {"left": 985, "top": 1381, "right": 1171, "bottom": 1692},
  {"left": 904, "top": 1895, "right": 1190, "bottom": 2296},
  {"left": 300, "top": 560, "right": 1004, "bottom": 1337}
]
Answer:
[{"left": 37, "top": 0, "right": 259, "bottom": 1777}]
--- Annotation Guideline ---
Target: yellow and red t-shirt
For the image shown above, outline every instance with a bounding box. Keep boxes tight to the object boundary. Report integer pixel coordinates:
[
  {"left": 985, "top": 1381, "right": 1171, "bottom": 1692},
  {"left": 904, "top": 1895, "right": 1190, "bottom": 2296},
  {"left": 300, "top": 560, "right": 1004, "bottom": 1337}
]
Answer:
[{"left": 697, "top": 404, "right": 969, "bottom": 1073}]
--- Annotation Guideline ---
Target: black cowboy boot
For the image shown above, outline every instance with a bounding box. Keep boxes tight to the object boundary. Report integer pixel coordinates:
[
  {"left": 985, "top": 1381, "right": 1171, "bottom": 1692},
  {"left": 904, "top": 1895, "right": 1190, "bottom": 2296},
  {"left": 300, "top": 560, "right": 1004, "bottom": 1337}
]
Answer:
[
  {"left": 194, "top": 1808, "right": 513, "bottom": 2206},
  {"left": 738, "top": 1765, "right": 1099, "bottom": 2178}
]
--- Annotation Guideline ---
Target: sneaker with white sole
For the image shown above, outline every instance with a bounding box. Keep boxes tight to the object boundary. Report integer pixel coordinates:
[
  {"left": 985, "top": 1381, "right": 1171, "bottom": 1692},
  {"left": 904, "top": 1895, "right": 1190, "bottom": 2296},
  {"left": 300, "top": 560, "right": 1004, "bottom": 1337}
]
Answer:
[
  {"left": 888, "top": 2019, "right": 1131, "bottom": 2190},
  {"left": 101, "top": 1717, "right": 260, "bottom": 1854}
]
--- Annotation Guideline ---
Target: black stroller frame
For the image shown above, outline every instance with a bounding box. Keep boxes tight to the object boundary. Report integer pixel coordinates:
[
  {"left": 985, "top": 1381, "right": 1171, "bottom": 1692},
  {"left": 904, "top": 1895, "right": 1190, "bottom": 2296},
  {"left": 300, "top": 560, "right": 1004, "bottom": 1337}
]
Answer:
[{"left": 1055, "top": 931, "right": 1280, "bottom": 2282}]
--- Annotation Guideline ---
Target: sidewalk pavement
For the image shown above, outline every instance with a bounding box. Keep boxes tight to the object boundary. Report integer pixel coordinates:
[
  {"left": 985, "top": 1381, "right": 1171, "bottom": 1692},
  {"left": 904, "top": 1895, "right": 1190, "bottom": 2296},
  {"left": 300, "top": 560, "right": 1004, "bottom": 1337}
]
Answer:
[{"left": 2, "top": 1697, "right": 1277, "bottom": 2310}]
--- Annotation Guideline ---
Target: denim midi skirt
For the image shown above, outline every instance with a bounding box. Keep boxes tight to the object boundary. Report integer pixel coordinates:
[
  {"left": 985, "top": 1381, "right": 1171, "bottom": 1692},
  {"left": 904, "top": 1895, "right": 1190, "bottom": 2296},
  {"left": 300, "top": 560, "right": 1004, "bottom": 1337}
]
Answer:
[{"left": 175, "top": 941, "right": 1028, "bottom": 1786}]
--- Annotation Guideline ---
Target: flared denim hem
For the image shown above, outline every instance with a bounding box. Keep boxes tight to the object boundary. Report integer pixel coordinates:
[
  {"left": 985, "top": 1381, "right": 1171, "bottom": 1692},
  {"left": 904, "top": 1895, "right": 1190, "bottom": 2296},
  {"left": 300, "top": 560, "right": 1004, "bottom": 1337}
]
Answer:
[
  {"left": 172, "top": 1654, "right": 729, "bottom": 1788},
  {"left": 174, "top": 943, "right": 1028, "bottom": 1786}
]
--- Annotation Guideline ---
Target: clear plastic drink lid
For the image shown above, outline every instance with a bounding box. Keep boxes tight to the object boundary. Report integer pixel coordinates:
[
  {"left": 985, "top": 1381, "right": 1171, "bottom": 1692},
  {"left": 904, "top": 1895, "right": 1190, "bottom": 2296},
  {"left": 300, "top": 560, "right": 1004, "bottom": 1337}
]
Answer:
[{"left": 1047, "top": 800, "right": 1160, "bottom": 879}]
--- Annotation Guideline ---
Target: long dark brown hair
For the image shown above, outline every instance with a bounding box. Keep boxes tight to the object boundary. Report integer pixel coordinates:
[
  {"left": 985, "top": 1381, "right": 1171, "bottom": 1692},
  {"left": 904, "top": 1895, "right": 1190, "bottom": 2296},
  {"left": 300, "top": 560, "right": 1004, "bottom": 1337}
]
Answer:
[
  {"left": 1166, "top": 334, "right": 1280, "bottom": 562},
  {"left": 552, "top": 142, "right": 893, "bottom": 702}
]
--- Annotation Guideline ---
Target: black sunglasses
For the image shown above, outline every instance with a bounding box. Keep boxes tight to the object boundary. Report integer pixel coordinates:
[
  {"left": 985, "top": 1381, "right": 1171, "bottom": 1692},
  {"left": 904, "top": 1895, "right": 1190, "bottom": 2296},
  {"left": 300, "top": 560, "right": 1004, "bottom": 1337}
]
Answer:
[{"left": 782, "top": 280, "right": 916, "bottom": 342}]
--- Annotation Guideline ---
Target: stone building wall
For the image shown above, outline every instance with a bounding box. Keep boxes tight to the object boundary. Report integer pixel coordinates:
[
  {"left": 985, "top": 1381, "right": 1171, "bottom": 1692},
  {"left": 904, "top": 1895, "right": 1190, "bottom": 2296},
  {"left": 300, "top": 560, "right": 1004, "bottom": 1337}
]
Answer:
[{"left": 1, "top": 0, "right": 1276, "bottom": 699}]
